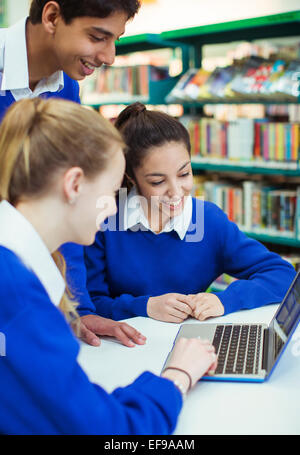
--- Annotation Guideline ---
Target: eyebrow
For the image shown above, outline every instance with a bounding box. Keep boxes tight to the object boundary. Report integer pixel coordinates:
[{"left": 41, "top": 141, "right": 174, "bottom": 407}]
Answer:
[
  {"left": 90, "top": 26, "right": 124, "bottom": 40},
  {"left": 145, "top": 161, "right": 191, "bottom": 177}
]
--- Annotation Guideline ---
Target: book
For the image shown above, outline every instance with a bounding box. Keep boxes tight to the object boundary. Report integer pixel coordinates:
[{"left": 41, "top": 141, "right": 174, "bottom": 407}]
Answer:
[
  {"left": 187, "top": 115, "right": 299, "bottom": 165},
  {"left": 199, "top": 178, "right": 298, "bottom": 236},
  {"left": 166, "top": 55, "right": 300, "bottom": 103}
]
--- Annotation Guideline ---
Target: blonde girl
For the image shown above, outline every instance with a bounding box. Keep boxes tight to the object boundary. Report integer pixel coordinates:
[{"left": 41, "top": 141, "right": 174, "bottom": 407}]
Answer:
[{"left": 0, "top": 98, "right": 217, "bottom": 435}]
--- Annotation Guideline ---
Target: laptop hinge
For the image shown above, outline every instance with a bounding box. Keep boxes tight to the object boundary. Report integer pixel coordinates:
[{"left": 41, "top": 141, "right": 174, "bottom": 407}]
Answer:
[{"left": 262, "top": 328, "right": 269, "bottom": 370}]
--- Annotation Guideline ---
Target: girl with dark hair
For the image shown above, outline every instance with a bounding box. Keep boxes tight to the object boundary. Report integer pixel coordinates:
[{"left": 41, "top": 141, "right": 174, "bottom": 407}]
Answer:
[{"left": 80, "top": 103, "right": 296, "bottom": 325}]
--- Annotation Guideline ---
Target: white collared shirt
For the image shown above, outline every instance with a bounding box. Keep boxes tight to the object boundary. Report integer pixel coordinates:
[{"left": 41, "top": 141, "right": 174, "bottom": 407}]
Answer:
[
  {"left": 0, "top": 17, "right": 64, "bottom": 100},
  {"left": 123, "top": 186, "right": 193, "bottom": 240},
  {"left": 0, "top": 201, "right": 65, "bottom": 306}
]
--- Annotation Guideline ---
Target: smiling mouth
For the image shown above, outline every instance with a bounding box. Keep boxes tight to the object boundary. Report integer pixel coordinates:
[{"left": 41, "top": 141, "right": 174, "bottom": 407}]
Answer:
[
  {"left": 161, "top": 198, "right": 184, "bottom": 209},
  {"left": 81, "top": 59, "right": 98, "bottom": 70}
]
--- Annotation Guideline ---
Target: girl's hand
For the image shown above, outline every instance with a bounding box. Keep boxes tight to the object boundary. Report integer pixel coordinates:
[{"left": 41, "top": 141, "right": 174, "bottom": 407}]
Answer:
[
  {"left": 161, "top": 337, "right": 217, "bottom": 391},
  {"left": 147, "top": 293, "right": 194, "bottom": 323},
  {"left": 190, "top": 293, "right": 224, "bottom": 321}
]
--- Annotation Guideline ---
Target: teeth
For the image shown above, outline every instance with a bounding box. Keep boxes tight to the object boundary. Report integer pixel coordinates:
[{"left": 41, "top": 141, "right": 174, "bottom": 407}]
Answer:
[
  {"left": 83, "top": 61, "right": 96, "bottom": 70},
  {"left": 163, "top": 199, "right": 182, "bottom": 207}
]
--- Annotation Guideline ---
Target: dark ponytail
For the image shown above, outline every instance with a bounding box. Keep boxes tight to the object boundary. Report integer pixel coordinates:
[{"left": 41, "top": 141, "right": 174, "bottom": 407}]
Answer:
[{"left": 115, "top": 102, "right": 191, "bottom": 189}]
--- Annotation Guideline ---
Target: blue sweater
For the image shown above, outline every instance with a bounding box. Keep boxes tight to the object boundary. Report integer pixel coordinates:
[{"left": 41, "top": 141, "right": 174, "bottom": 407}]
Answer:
[
  {"left": 0, "top": 246, "right": 182, "bottom": 435},
  {"left": 0, "top": 71, "right": 93, "bottom": 312},
  {"left": 82, "top": 198, "right": 296, "bottom": 320},
  {"left": 0, "top": 72, "right": 80, "bottom": 121}
]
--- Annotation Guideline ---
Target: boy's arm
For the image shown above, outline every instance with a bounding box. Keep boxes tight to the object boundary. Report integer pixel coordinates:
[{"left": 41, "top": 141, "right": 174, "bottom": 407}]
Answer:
[{"left": 60, "top": 242, "right": 147, "bottom": 347}]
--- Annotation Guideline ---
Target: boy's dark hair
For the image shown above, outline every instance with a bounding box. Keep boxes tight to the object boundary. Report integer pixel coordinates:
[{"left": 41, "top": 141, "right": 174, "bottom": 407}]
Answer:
[
  {"left": 29, "top": 0, "right": 141, "bottom": 24},
  {"left": 115, "top": 102, "right": 191, "bottom": 188}
]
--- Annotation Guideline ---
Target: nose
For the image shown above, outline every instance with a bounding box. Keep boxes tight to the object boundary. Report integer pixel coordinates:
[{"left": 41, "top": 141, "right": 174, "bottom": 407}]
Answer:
[
  {"left": 166, "top": 179, "right": 182, "bottom": 200},
  {"left": 96, "top": 41, "right": 116, "bottom": 66}
]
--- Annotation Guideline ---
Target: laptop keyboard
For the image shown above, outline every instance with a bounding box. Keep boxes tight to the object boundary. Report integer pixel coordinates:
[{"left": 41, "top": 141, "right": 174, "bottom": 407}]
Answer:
[{"left": 212, "top": 324, "right": 262, "bottom": 375}]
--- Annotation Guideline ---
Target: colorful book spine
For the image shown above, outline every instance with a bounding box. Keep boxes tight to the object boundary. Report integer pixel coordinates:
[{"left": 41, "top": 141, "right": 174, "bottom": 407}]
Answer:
[
  {"left": 187, "top": 117, "right": 300, "bottom": 164},
  {"left": 276, "top": 123, "right": 285, "bottom": 161},
  {"left": 268, "top": 123, "right": 276, "bottom": 161},
  {"left": 199, "top": 178, "right": 298, "bottom": 236},
  {"left": 285, "top": 124, "right": 291, "bottom": 162}
]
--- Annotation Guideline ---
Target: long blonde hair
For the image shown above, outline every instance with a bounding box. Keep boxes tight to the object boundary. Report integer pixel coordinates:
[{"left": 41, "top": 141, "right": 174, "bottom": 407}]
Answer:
[{"left": 0, "top": 98, "right": 125, "bottom": 322}]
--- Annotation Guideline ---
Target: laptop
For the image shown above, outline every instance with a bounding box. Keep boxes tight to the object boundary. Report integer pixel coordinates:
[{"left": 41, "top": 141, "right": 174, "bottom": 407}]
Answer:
[{"left": 164, "top": 271, "right": 300, "bottom": 382}]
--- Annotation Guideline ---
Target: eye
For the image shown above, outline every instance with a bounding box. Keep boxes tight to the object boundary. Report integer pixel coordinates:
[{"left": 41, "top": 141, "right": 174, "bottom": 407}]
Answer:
[
  {"left": 150, "top": 181, "right": 164, "bottom": 186},
  {"left": 90, "top": 35, "right": 106, "bottom": 43},
  {"left": 179, "top": 172, "right": 190, "bottom": 178}
]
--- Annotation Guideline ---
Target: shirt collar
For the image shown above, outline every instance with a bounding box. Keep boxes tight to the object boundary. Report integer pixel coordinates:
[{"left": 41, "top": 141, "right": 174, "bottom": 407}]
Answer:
[
  {"left": 0, "top": 201, "right": 65, "bottom": 306},
  {"left": 124, "top": 186, "right": 193, "bottom": 240},
  {"left": 1, "top": 17, "right": 64, "bottom": 96}
]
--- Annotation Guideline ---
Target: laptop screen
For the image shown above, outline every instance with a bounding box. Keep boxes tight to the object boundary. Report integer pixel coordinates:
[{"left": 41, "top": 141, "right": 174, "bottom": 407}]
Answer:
[{"left": 272, "top": 272, "right": 300, "bottom": 360}]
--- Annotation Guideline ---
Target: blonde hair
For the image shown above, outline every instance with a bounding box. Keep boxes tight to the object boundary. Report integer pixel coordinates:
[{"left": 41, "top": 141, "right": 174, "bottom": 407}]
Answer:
[{"left": 0, "top": 98, "right": 125, "bottom": 322}]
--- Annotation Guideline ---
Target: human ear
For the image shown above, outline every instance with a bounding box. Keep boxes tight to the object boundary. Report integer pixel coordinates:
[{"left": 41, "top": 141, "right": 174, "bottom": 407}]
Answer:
[
  {"left": 62, "top": 167, "right": 84, "bottom": 205},
  {"left": 42, "top": 1, "right": 62, "bottom": 34}
]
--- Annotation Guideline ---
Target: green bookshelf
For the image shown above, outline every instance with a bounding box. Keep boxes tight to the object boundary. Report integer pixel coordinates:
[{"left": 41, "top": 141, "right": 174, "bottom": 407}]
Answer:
[
  {"left": 161, "top": 11, "right": 300, "bottom": 44},
  {"left": 81, "top": 31, "right": 191, "bottom": 107},
  {"left": 83, "top": 12, "right": 300, "bottom": 107},
  {"left": 168, "top": 12, "right": 300, "bottom": 262},
  {"left": 83, "top": 12, "right": 300, "bottom": 264},
  {"left": 81, "top": 65, "right": 182, "bottom": 108},
  {"left": 0, "top": 0, "right": 6, "bottom": 28},
  {"left": 191, "top": 159, "right": 300, "bottom": 176},
  {"left": 116, "top": 33, "right": 188, "bottom": 56},
  {"left": 242, "top": 231, "right": 300, "bottom": 248}
]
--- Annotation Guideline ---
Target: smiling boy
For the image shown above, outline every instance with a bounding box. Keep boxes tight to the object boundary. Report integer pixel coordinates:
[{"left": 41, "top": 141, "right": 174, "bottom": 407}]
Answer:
[
  {"left": 27, "top": 1, "right": 132, "bottom": 86},
  {"left": 0, "top": 0, "right": 145, "bottom": 348},
  {"left": 0, "top": 1, "right": 140, "bottom": 116}
]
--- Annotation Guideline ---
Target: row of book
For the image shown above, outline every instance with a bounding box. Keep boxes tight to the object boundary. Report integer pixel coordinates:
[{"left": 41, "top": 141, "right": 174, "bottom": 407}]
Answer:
[
  {"left": 183, "top": 117, "right": 300, "bottom": 163},
  {"left": 194, "top": 179, "right": 300, "bottom": 238},
  {"left": 80, "top": 64, "right": 170, "bottom": 104},
  {"left": 202, "top": 104, "right": 300, "bottom": 124},
  {"left": 254, "top": 121, "right": 299, "bottom": 162},
  {"left": 167, "top": 56, "right": 300, "bottom": 103}
]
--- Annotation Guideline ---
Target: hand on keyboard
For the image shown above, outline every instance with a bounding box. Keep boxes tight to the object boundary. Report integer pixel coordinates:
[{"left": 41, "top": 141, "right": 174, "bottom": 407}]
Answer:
[{"left": 162, "top": 337, "right": 218, "bottom": 391}]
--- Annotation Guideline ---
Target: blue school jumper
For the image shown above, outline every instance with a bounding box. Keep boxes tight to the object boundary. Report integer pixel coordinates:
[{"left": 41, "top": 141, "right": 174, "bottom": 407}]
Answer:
[
  {"left": 0, "top": 246, "right": 182, "bottom": 435},
  {"left": 0, "top": 72, "right": 80, "bottom": 121},
  {"left": 82, "top": 198, "right": 296, "bottom": 320},
  {"left": 0, "top": 81, "right": 182, "bottom": 435},
  {"left": 0, "top": 72, "right": 94, "bottom": 310}
]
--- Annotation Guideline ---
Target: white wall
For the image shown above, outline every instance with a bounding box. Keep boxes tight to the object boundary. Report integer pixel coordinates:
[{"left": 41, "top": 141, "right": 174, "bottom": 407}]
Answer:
[
  {"left": 5, "top": 0, "right": 300, "bottom": 34},
  {"left": 125, "top": 0, "right": 300, "bottom": 35},
  {"left": 7, "top": 0, "right": 30, "bottom": 26}
]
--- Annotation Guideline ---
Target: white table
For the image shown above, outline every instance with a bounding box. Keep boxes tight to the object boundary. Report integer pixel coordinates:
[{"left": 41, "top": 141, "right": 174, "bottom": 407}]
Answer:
[{"left": 78, "top": 304, "right": 300, "bottom": 435}]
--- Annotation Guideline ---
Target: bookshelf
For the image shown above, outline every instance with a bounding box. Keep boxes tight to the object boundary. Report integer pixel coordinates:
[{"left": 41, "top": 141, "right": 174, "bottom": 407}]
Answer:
[
  {"left": 0, "top": 0, "right": 6, "bottom": 28},
  {"left": 159, "top": 11, "right": 300, "bottom": 265},
  {"left": 81, "top": 34, "right": 189, "bottom": 108},
  {"left": 160, "top": 11, "right": 300, "bottom": 66},
  {"left": 81, "top": 11, "right": 300, "bottom": 282},
  {"left": 191, "top": 158, "right": 300, "bottom": 176},
  {"left": 81, "top": 11, "right": 300, "bottom": 108},
  {"left": 82, "top": 64, "right": 182, "bottom": 107}
]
